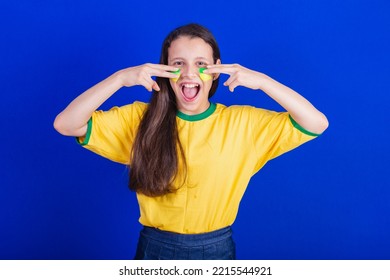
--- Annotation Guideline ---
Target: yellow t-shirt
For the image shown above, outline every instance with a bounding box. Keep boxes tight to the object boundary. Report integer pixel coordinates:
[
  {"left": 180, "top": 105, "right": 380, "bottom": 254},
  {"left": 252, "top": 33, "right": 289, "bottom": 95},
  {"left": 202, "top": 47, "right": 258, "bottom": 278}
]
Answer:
[{"left": 78, "top": 102, "right": 319, "bottom": 234}]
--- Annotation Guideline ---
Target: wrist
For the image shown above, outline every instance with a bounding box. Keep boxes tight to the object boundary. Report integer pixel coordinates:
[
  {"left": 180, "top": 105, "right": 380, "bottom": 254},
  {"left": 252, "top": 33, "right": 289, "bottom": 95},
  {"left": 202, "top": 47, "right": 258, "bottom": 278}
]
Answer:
[
  {"left": 256, "top": 72, "right": 271, "bottom": 90},
  {"left": 112, "top": 70, "right": 127, "bottom": 88}
]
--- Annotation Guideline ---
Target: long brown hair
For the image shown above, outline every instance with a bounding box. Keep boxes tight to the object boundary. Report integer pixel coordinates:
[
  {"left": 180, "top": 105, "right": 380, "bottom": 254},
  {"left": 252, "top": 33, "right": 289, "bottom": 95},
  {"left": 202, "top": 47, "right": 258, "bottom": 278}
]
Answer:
[{"left": 129, "top": 23, "right": 221, "bottom": 197}]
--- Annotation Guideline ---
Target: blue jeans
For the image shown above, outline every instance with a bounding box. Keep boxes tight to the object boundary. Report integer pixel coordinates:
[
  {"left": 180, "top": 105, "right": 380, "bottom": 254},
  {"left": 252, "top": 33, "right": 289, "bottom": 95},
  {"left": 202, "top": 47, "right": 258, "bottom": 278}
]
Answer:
[{"left": 134, "top": 226, "right": 236, "bottom": 260}]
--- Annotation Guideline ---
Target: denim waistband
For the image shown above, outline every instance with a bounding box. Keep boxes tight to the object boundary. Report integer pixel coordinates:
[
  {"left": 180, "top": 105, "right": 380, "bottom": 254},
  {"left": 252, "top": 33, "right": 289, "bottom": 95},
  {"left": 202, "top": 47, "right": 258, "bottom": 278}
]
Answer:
[{"left": 140, "top": 226, "right": 232, "bottom": 247}]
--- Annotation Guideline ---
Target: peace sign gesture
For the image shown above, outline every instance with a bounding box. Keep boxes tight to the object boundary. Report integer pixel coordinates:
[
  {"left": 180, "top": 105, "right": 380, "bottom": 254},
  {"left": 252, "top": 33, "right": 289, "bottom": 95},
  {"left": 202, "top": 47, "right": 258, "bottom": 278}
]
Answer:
[
  {"left": 118, "top": 63, "right": 179, "bottom": 92},
  {"left": 204, "top": 64, "right": 266, "bottom": 92}
]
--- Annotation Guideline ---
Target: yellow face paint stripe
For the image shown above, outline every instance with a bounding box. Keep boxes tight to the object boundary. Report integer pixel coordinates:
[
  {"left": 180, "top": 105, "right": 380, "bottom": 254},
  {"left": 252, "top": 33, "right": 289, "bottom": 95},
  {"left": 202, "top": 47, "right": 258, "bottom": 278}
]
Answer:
[
  {"left": 170, "top": 68, "right": 212, "bottom": 82},
  {"left": 170, "top": 69, "right": 181, "bottom": 83},
  {"left": 199, "top": 67, "right": 212, "bottom": 81}
]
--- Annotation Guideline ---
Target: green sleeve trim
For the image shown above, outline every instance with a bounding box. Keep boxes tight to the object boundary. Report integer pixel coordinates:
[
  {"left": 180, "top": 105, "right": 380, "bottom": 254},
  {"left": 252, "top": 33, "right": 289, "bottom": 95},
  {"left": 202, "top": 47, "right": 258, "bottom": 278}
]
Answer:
[
  {"left": 75, "top": 118, "right": 93, "bottom": 146},
  {"left": 289, "top": 115, "right": 321, "bottom": 137}
]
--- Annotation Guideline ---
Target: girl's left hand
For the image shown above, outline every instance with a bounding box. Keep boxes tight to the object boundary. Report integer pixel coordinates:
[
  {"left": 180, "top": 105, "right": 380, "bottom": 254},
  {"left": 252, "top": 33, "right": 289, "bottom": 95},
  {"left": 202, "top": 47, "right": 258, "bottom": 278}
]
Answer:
[{"left": 204, "top": 64, "right": 266, "bottom": 92}]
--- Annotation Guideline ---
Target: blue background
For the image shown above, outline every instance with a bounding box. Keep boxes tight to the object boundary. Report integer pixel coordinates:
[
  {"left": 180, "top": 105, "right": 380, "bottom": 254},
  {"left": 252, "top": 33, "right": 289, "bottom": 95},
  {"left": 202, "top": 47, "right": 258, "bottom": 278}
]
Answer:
[{"left": 1, "top": 0, "right": 389, "bottom": 259}]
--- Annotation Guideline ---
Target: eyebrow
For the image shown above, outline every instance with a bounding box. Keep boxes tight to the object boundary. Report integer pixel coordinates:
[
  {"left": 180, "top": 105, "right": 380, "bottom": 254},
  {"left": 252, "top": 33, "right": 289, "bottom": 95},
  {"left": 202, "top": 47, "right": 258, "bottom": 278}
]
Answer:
[{"left": 169, "top": 56, "right": 211, "bottom": 62}]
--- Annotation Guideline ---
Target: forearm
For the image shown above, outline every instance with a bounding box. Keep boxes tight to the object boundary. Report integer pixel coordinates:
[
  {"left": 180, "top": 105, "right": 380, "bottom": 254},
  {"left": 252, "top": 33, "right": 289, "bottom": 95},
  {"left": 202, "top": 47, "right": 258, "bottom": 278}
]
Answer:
[
  {"left": 54, "top": 71, "right": 123, "bottom": 136},
  {"left": 258, "top": 74, "right": 329, "bottom": 134},
  {"left": 54, "top": 63, "right": 178, "bottom": 137}
]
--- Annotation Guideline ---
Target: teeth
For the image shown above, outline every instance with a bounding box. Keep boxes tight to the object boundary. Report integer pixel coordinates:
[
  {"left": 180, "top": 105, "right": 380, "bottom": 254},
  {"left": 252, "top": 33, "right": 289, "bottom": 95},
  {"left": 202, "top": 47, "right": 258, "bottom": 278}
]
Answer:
[{"left": 182, "top": 84, "right": 199, "bottom": 88}]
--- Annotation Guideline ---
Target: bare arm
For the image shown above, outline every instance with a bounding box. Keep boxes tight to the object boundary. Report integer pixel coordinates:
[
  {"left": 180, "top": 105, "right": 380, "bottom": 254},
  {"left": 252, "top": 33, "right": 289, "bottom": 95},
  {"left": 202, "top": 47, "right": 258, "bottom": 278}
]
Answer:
[
  {"left": 53, "top": 64, "right": 179, "bottom": 137},
  {"left": 205, "top": 64, "right": 329, "bottom": 134}
]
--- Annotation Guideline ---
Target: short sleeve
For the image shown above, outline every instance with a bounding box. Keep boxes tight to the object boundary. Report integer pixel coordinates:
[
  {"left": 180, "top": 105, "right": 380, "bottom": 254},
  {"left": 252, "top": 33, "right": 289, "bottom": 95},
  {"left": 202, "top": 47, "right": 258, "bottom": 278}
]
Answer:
[
  {"left": 76, "top": 102, "right": 147, "bottom": 165},
  {"left": 250, "top": 107, "right": 320, "bottom": 173}
]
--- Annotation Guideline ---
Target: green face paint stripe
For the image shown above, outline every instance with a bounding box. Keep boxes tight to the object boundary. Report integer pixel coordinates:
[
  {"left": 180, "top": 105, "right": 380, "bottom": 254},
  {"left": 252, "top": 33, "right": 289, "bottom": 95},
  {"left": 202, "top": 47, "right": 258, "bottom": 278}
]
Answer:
[
  {"left": 199, "top": 67, "right": 212, "bottom": 81},
  {"left": 171, "top": 68, "right": 211, "bottom": 82},
  {"left": 170, "top": 69, "right": 181, "bottom": 82}
]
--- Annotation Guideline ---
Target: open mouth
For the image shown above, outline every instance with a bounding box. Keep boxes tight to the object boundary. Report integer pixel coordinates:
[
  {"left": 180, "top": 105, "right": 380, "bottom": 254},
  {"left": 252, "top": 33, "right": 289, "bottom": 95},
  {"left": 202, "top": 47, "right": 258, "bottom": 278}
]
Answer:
[{"left": 181, "top": 83, "right": 200, "bottom": 102}]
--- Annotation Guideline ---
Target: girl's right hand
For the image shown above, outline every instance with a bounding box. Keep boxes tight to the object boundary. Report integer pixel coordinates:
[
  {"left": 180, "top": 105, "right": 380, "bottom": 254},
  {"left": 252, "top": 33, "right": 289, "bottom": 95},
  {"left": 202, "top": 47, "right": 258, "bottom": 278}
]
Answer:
[{"left": 117, "top": 63, "right": 179, "bottom": 92}]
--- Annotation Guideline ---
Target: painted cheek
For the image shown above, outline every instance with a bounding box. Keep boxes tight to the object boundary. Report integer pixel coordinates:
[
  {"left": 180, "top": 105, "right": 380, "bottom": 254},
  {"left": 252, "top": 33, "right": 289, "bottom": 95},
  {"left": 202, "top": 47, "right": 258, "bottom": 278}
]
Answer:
[
  {"left": 170, "top": 69, "right": 181, "bottom": 83},
  {"left": 199, "top": 67, "right": 212, "bottom": 81}
]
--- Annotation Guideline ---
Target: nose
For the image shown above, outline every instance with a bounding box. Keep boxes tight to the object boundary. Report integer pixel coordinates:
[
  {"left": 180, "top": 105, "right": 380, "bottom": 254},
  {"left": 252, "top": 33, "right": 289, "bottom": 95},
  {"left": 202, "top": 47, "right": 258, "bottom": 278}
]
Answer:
[{"left": 181, "top": 65, "right": 198, "bottom": 78}]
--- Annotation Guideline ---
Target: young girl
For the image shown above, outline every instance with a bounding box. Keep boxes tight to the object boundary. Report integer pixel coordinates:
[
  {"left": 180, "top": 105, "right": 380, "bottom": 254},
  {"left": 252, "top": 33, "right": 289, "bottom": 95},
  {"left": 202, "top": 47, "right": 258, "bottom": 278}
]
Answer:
[{"left": 54, "top": 23, "right": 328, "bottom": 259}]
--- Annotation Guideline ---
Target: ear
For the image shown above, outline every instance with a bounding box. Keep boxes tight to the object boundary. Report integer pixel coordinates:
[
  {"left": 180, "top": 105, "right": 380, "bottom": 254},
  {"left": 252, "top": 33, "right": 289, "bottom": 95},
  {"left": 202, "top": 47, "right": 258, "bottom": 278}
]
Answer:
[{"left": 213, "top": 59, "right": 222, "bottom": 80}]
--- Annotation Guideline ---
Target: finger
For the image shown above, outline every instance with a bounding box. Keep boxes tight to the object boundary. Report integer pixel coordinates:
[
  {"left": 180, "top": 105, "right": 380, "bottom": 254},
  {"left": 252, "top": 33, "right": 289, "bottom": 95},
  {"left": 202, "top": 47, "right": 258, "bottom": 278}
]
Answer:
[
  {"left": 223, "top": 75, "right": 236, "bottom": 87},
  {"left": 152, "top": 81, "right": 160, "bottom": 92},
  {"left": 207, "top": 63, "right": 237, "bottom": 68},
  {"left": 228, "top": 80, "right": 240, "bottom": 92},
  {"left": 203, "top": 64, "right": 238, "bottom": 75},
  {"left": 150, "top": 69, "right": 180, "bottom": 79},
  {"left": 223, "top": 76, "right": 239, "bottom": 92},
  {"left": 144, "top": 64, "right": 180, "bottom": 78},
  {"left": 141, "top": 77, "right": 155, "bottom": 92},
  {"left": 147, "top": 63, "right": 179, "bottom": 72},
  {"left": 203, "top": 68, "right": 234, "bottom": 75},
  {"left": 143, "top": 63, "right": 180, "bottom": 79}
]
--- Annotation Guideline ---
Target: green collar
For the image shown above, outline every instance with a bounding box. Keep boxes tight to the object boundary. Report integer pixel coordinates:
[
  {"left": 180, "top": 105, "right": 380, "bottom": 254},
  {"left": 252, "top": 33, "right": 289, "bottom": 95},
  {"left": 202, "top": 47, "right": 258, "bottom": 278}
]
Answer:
[{"left": 177, "top": 103, "right": 217, "bottom": 121}]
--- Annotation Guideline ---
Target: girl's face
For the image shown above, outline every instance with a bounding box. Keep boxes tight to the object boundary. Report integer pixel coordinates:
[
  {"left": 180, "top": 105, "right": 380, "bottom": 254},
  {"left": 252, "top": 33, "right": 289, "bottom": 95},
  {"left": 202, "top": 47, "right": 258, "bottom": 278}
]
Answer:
[{"left": 168, "top": 36, "right": 220, "bottom": 115}]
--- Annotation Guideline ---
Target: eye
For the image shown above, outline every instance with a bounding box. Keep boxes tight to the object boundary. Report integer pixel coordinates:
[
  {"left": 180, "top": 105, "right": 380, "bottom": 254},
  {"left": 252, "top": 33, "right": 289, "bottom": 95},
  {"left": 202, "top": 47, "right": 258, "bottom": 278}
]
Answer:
[
  {"left": 173, "top": 61, "right": 183, "bottom": 66},
  {"left": 197, "top": 61, "right": 207, "bottom": 67}
]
